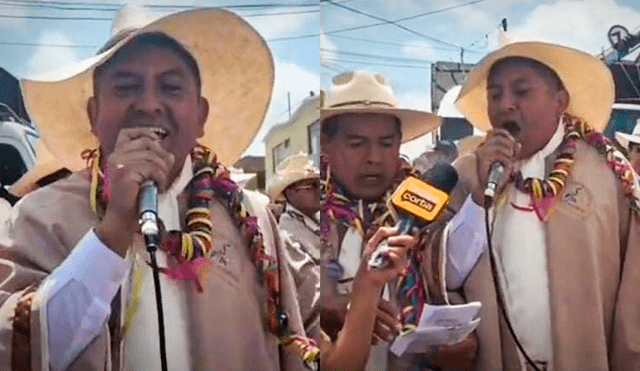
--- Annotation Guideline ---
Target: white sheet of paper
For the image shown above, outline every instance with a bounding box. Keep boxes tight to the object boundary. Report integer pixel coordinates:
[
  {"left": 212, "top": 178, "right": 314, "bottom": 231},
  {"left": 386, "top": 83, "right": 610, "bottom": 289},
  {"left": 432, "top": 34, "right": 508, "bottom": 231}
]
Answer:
[{"left": 390, "top": 301, "right": 482, "bottom": 356}]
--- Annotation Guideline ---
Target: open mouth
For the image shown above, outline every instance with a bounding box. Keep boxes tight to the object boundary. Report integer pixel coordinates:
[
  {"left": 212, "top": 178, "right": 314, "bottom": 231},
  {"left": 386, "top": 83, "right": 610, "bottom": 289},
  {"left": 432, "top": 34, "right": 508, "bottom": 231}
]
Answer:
[{"left": 500, "top": 120, "right": 521, "bottom": 137}]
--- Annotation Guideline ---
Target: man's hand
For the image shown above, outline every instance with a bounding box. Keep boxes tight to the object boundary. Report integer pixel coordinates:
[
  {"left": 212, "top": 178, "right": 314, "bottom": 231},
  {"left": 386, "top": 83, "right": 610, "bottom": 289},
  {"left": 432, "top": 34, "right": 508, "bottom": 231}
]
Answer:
[
  {"left": 356, "top": 226, "right": 418, "bottom": 344},
  {"left": 431, "top": 333, "right": 478, "bottom": 371},
  {"left": 95, "top": 128, "right": 175, "bottom": 257},
  {"left": 472, "top": 129, "right": 521, "bottom": 205}
]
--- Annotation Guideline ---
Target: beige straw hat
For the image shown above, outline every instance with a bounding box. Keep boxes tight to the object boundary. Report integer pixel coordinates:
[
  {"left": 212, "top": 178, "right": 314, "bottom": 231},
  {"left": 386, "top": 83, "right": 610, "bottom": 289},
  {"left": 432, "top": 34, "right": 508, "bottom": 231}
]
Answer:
[
  {"left": 615, "top": 118, "right": 640, "bottom": 150},
  {"left": 21, "top": 5, "right": 274, "bottom": 170},
  {"left": 267, "top": 153, "right": 319, "bottom": 201},
  {"left": 456, "top": 134, "right": 485, "bottom": 157},
  {"left": 321, "top": 71, "right": 442, "bottom": 142},
  {"left": 455, "top": 41, "right": 614, "bottom": 132}
]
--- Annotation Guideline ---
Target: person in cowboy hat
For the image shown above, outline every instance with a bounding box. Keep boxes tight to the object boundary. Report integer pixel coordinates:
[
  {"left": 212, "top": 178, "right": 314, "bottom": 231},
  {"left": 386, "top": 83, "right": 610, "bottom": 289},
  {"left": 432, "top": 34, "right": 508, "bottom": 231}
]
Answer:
[
  {"left": 268, "top": 153, "right": 321, "bottom": 343},
  {"left": 0, "top": 5, "right": 318, "bottom": 371},
  {"left": 320, "top": 71, "right": 479, "bottom": 371},
  {"left": 615, "top": 118, "right": 640, "bottom": 174},
  {"left": 425, "top": 40, "right": 640, "bottom": 370}
]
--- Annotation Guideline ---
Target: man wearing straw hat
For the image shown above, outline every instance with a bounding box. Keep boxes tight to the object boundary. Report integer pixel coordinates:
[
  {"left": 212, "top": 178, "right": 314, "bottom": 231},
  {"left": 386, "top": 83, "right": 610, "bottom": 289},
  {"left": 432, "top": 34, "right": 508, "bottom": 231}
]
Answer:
[
  {"left": 0, "top": 6, "right": 317, "bottom": 371},
  {"left": 269, "top": 153, "right": 321, "bottom": 344},
  {"left": 320, "top": 71, "right": 480, "bottom": 370},
  {"left": 615, "top": 118, "right": 640, "bottom": 174},
  {"left": 431, "top": 40, "right": 640, "bottom": 370}
]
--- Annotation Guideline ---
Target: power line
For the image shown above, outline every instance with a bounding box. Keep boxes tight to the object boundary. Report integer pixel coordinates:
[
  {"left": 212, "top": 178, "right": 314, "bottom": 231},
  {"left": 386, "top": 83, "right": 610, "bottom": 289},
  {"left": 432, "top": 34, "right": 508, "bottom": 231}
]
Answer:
[
  {"left": 0, "top": 40, "right": 97, "bottom": 48},
  {"left": 0, "top": 0, "right": 317, "bottom": 9},
  {"left": 322, "top": 56, "right": 432, "bottom": 70},
  {"left": 322, "top": 47, "right": 433, "bottom": 64},
  {"left": 330, "top": 34, "right": 482, "bottom": 53},
  {"left": 324, "top": 0, "right": 480, "bottom": 52},
  {"left": 0, "top": 8, "right": 318, "bottom": 21},
  {"left": 322, "top": 0, "right": 487, "bottom": 51}
]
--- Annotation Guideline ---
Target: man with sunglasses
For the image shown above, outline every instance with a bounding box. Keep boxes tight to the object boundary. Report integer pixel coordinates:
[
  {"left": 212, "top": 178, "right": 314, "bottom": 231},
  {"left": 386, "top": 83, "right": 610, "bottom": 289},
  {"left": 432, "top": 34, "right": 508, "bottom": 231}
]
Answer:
[{"left": 269, "top": 153, "right": 321, "bottom": 343}]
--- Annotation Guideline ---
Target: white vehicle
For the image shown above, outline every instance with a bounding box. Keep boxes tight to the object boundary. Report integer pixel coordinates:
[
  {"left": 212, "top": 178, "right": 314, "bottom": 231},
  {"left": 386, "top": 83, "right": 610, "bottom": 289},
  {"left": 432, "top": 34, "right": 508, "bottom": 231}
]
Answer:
[{"left": 0, "top": 102, "right": 39, "bottom": 189}]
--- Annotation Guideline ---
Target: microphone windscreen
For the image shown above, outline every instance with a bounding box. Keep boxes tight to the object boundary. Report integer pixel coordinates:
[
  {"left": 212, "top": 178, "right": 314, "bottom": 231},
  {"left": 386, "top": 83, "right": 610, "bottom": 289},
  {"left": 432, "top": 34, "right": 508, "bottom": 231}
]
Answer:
[{"left": 421, "top": 162, "right": 458, "bottom": 195}]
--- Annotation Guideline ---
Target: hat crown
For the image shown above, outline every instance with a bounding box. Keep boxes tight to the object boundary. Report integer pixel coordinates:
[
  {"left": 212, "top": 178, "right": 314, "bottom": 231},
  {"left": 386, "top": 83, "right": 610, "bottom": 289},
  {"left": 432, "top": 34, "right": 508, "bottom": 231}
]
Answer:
[
  {"left": 111, "top": 4, "right": 157, "bottom": 37},
  {"left": 324, "top": 71, "right": 400, "bottom": 110},
  {"left": 275, "top": 153, "right": 318, "bottom": 176}
]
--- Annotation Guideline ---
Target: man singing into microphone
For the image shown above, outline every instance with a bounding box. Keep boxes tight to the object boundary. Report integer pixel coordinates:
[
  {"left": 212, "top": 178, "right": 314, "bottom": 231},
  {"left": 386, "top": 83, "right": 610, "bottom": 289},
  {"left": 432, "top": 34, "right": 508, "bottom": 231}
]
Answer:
[
  {"left": 436, "top": 40, "right": 640, "bottom": 370},
  {"left": 0, "top": 6, "right": 316, "bottom": 371},
  {"left": 320, "top": 71, "right": 480, "bottom": 370}
]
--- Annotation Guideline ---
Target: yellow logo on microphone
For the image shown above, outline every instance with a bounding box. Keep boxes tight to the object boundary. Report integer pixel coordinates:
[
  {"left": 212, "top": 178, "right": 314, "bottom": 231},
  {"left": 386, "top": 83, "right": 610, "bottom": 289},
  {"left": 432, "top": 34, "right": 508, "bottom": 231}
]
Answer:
[{"left": 389, "top": 176, "right": 450, "bottom": 222}]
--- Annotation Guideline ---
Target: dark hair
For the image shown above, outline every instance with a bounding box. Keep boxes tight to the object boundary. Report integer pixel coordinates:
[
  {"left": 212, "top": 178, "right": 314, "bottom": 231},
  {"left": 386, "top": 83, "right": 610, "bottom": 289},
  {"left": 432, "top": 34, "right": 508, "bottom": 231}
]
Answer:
[
  {"left": 489, "top": 56, "right": 565, "bottom": 92},
  {"left": 93, "top": 32, "right": 201, "bottom": 94},
  {"left": 320, "top": 112, "right": 402, "bottom": 143}
]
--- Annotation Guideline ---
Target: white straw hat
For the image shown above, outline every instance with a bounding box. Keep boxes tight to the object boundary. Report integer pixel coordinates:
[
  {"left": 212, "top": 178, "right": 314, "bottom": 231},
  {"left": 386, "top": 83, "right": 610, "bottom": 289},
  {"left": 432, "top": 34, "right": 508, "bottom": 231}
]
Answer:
[
  {"left": 321, "top": 71, "right": 442, "bottom": 142},
  {"left": 615, "top": 118, "right": 640, "bottom": 150},
  {"left": 455, "top": 40, "right": 614, "bottom": 132},
  {"left": 21, "top": 5, "right": 274, "bottom": 170},
  {"left": 267, "top": 153, "right": 319, "bottom": 201}
]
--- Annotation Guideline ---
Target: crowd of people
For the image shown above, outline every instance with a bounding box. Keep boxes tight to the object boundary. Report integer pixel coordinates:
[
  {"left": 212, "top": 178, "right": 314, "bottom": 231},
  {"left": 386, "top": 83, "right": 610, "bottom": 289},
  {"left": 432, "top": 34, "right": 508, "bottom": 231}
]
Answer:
[{"left": 0, "top": 4, "right": 637, "bottom": 371}]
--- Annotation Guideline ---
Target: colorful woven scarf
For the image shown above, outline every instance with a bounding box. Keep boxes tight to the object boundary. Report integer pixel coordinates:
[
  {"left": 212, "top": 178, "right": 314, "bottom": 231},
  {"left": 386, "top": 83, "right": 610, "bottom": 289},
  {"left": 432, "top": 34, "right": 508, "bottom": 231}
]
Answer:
[
  {"left": 83, "top": 144, "right": 319, "bottom": 369},
  {"left": 511, "top": 113, "right": 640, "bottom": 221},
  {"left": 320, "top": 158, "right": 429, "bottom": 328}
]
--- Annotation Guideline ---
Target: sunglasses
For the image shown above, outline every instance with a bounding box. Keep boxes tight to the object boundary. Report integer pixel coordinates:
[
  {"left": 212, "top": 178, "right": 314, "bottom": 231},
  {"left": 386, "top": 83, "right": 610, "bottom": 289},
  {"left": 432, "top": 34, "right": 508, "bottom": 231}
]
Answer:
[{"left": 292, "top": 181, "right": 320, "bottom": 191}]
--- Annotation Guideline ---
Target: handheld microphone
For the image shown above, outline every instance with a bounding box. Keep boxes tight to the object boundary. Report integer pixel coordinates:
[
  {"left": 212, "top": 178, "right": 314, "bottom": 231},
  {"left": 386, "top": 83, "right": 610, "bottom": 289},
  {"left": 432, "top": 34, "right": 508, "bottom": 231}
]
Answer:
[
  {"left": 483, "top": 162, "right": 505, "bottom": 208},
  {"left": 368, "top": 163, "right": 459, "bottom": 269},
  {"left": 139, "top": 179, "right": 159, "bottom": 249}
]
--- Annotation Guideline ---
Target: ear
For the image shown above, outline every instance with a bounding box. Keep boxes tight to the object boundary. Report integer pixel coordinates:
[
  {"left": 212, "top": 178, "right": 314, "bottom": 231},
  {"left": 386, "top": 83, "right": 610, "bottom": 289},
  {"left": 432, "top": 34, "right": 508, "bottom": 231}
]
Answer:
[
  {"left": 555, "top": 89, "right": 570, "bottom": 118},
  {"left": 197, "top": 96, "right": 209, "bottom": 138},
  {"left": 87, "top": 97, "right": 98, "bottom": 135}
]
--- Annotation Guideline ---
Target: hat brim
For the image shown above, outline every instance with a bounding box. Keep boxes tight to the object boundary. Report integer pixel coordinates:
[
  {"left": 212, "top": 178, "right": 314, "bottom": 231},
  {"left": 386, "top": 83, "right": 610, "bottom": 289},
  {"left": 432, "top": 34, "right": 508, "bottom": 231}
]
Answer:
[
  {"left": 455, "top": 42, "right": 614, "bottom": 132},
  {"left": 21, "top": 8, "right": 274, "bottom": 171},
  {"left": 615, "top": 131, "right": 640, "bottom": 150},
  {"left": 320, "top": 107, "right": 442, "bottom": 143}
]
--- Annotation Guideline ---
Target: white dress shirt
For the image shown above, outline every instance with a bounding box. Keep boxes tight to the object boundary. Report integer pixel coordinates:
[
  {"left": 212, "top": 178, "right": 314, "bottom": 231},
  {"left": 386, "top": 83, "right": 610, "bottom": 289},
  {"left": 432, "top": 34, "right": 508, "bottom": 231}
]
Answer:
[
  {"left": 446, "top": 120, "right": 565, "bottom": 370},
  {"left": 45, "top": 157, "right": 193, "bottom": 371}
]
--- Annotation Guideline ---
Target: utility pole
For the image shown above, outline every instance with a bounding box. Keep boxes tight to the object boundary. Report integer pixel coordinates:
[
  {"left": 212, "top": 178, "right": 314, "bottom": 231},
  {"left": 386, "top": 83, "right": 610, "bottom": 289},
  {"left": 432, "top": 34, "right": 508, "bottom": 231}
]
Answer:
[{"left": 288, "top": 92, "right": 291, "bottom": 118}]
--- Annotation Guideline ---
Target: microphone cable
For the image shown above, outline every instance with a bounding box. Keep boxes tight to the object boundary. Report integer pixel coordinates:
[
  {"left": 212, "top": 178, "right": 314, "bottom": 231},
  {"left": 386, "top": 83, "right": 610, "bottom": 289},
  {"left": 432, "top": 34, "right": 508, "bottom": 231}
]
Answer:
[
  {"left": 483, "top": 198, "right": 541, "bottom": 371},
  {"left": 144, "top": 227, "right": 169, "bottom": 371}
]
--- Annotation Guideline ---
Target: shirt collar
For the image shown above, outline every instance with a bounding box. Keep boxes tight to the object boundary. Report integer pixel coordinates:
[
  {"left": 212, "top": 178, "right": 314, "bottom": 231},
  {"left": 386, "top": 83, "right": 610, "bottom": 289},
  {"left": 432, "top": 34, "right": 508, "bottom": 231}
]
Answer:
[{"left": 163, "top": 155, "right": 193, "bottom": 199}]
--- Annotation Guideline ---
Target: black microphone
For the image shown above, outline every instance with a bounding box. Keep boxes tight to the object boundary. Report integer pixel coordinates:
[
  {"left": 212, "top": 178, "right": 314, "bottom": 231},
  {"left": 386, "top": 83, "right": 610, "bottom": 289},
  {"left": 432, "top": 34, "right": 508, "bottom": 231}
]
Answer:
[
  {"left": 368, "top": 162, "right": 459, "bottom": 269},
  {"left": 139, "top": 179, "right": 160, "bottom": 249}
]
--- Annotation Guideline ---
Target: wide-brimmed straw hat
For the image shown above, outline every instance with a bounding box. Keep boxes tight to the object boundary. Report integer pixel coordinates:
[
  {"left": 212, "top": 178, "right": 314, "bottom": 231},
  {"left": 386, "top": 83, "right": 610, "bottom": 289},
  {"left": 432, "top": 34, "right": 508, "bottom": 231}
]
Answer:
[
  {"left": 615, "top": 119, "right": 640, "bottom": 150},
  {"left": 267, "top": 153, "right": 319, "bottom": 201},
  {"left": 21, "top": 5, "right": 274, "bottom": 170},
  {"left": 9, "top": 141, "right": 67, "bottom": 197},
  {"left": 455, "top": 40, "right": 614, "bottom": 132},
  {"left": 321, "top": 72, "right": 442, "bottom": 142}
]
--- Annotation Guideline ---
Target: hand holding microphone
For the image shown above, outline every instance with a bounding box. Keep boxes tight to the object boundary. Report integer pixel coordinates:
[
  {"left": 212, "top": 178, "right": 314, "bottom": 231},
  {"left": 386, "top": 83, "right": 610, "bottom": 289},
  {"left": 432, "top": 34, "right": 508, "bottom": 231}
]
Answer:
[
  {"left": 472, "top": 129, "right": 520, "bottom": 207},
  {"left": 95, "top": 128, "right": 174, "bottom": 257}
]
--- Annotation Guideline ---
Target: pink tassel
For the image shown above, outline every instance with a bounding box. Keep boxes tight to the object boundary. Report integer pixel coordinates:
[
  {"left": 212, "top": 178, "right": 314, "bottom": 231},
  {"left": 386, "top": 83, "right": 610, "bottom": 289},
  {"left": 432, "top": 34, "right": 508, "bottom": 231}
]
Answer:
[{"left": 162, "top": 257, "right": 211, "bottom": 293}]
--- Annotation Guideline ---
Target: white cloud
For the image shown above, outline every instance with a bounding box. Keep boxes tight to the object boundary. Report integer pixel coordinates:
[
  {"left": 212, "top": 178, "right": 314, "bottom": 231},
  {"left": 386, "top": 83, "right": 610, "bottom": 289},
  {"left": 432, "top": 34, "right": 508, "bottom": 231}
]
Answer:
[
  {"left": 402, "top": 40, "right": 439, "bottom": 62},
  {"left": 397, "top": 90, "right": 432, "bottom": 113},
  {"left": 246, "top": 10, "right": 318, "bottom": 40},
  {"left": 27, "top": 31, "right": 80, "bottom": 77},
  {"left": 450, "top": 4, "right": 492, "bottom": 31},
  {"left": 507, "top": 0, "right": 640, "bottom": 54},
  {"left": 243, "top": 60, "right": 320, "bottom": 156}
]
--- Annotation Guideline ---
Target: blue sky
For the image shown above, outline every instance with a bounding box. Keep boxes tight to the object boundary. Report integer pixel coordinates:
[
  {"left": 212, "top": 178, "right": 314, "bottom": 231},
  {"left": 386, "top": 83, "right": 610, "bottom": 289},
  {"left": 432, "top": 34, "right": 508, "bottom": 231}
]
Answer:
[{"left": 2, "top": 0, "right": 640, "bottom": 160}]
